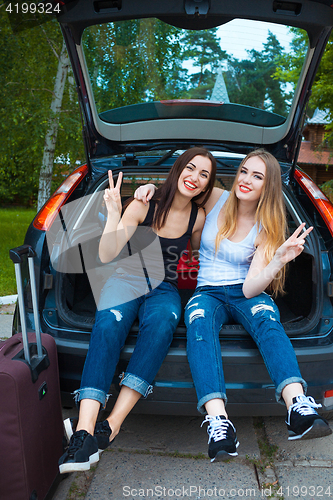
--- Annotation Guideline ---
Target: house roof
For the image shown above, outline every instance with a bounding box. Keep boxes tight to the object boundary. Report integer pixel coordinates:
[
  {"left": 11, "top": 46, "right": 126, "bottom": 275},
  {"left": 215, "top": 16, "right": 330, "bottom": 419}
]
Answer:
[
  {"left": 307, "top": 108, "right": 330, "bottom": 125},
  {"left": 298, "top": 141, "right": 333, "bottom": 165}
]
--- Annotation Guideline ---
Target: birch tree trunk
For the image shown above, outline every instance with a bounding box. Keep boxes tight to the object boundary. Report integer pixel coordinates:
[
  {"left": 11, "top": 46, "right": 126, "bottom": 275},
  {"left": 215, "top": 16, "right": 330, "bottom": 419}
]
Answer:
[{"left": 37, "top": 40, "right": 70, "bottom": 211}]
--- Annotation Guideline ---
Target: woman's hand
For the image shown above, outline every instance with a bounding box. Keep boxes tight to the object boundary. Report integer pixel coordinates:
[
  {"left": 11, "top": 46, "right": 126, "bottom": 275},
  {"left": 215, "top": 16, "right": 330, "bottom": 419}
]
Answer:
[
  {"left": 134, "top": 183, "right": 156, "bottom": 205},
  {"left": 274, "top": 223, "right": 313, "bottom": 266},
  {"left": 103, "top": 170, "right": 123, "bottom": 217}
]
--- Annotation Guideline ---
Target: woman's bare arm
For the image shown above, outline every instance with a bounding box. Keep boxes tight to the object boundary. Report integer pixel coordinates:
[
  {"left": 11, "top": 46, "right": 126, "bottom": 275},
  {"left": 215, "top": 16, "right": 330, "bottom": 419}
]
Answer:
[
  {"left": 99, "top": 171, "right": 148, "bottom": 263},
  {"left": 242, "top": 223, "right": 313, "bottom": 298},
  {"left": 134, "top": 184, "right": 224, "bottom": 214},
  {"left": 190, "top": 208, "right": 206, "bottom": 259}
]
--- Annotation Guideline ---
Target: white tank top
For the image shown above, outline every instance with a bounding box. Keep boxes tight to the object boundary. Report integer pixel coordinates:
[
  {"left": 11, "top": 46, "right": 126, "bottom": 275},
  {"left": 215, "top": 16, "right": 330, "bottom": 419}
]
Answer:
[{"left": 197, "top": 191, "right": 260, "bottom": 287}]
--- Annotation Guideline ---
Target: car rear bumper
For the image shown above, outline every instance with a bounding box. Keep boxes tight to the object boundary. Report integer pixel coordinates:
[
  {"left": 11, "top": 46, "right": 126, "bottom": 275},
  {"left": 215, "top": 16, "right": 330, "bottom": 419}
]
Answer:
[{"left": 56, "top": 334, "right": 333, "bottom": 416}]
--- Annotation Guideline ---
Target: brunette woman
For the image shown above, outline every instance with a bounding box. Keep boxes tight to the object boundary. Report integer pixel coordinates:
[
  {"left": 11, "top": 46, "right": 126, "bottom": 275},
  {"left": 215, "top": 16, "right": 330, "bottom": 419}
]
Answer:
[{"left": 58, "top": 147, "right": 216, "bottom": 473}]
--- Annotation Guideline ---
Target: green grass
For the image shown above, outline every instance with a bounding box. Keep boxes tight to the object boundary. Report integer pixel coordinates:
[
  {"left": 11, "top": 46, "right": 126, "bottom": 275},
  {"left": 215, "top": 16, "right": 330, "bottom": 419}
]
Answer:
[{"left": 0, "top": 208, "right": 36, "bottom": 296}]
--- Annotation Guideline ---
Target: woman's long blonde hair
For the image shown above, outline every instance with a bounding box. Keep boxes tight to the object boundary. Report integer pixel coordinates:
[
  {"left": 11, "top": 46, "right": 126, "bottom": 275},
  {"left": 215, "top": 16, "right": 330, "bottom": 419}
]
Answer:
[{"left": 215, "top": 149, "right": 287, "bottom": 296}]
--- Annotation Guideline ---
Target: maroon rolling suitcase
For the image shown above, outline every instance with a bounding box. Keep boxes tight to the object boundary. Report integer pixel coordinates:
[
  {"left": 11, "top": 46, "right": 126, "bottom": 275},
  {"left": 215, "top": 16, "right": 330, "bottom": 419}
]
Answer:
[{"left": 0, "top": 245, "right": 64, "bottom": 500}]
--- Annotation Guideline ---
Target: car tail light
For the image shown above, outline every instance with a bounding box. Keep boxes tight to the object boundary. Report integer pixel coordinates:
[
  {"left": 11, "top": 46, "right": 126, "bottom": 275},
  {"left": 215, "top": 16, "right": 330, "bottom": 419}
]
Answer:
[
  {"left": 294, "top": 168, "right": 333, "bottom": 237},
  {"left": 33, "top": 164, "right": 88, "bottom": 231},
  {"left": 323, "top": 389, "right": 333, "bottom": 409}
]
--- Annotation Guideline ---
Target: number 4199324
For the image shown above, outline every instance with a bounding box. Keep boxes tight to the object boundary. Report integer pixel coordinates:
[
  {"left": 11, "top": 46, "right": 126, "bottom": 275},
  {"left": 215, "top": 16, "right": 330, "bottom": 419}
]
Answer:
[{"left": 6, "top": 2, "right": 61, "bottom": 14}]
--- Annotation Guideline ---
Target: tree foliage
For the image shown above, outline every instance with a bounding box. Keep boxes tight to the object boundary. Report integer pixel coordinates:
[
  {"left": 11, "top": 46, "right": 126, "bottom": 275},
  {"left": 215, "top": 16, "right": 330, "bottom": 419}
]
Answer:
[
  {"left": 0, "top": 10, "right": 84, "bottom": 206},
  {"left": 225, "top": 32, "right": 289, "bottom": 116},
  {"left": 83, "top": 21, "right": 288, "bottom": 114},
  {"left": 83, "top": 19, "right": 186, "bottom": 113},
  {"left": 83, "top": 22, "right": 229, "bottom": 109},
  {"left": 276, "top": 27, "right": 333, "bottom": 143},
  {"left": 180, "top": 28, "right": 227, "bottom": 99},
  {"left": 311, "top": 35, "right": 333, "bottom": 141},
  {"left": 5, "top": 13, "right": 332, "bottom": 206}
]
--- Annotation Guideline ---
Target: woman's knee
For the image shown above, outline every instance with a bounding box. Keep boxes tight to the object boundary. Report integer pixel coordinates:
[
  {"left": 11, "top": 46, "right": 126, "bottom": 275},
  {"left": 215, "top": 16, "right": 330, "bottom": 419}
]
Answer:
[
  {"left": 150, "top": 298, "right": 181, "bottom": 328},
  {"left": 92, "top": 311, "right": 129, "bottom": 345},
  {"left": 248, "top": 295, "right": 280, "bottom": 320},
  {"left": 248, "top": 303, "right": 281, "bottom": 332}
]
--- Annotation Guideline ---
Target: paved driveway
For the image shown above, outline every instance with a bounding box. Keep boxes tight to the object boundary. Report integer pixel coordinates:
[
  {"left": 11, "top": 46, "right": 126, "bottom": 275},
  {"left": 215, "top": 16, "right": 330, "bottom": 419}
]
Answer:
[{"left": 1, "top": 303, "right": 332, "bottom": 500}]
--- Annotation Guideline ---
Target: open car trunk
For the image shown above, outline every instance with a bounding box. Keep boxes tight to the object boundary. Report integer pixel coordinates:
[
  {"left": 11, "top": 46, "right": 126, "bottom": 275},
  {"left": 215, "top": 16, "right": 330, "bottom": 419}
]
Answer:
[
  {"left": 57, "top": 249, "right": 315, "bottom": 333},
  {"left": 50, "top": 157, "right": 321, "bottom": 340}
]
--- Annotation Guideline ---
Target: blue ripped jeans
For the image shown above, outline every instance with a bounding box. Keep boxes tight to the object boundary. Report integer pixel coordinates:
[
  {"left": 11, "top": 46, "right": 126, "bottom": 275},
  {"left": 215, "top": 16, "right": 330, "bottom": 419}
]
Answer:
[
  {"left": 77, "top": 276, "right": 181, "bottom": 407},
  {"left": 184, "top": 284, "right": 307, "bottom": 414}
]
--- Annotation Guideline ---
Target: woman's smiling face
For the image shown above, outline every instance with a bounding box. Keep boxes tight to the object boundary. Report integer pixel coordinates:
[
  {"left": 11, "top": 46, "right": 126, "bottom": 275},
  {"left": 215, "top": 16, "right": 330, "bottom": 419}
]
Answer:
[
  {"left": 178, "top": 155, "right": 212, "bottom": 197},
  {"left": 236, "top": 156, "right": 266, "bottom": 203}
]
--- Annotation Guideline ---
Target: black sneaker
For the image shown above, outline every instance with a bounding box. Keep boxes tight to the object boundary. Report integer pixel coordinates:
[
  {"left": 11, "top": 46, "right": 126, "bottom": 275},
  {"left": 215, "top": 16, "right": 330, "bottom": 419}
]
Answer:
[
  {"left": 286, "top": 394, "right": 332, "bottom": 441},
  {"left": 64, "top": 418, "right": 113, "bottom": 453},
  {"left": 58, "top": 430, "right": 99, "bottom": 474},
  {"left": 201, "top": 415, "right": 239, "bottom": 462}
]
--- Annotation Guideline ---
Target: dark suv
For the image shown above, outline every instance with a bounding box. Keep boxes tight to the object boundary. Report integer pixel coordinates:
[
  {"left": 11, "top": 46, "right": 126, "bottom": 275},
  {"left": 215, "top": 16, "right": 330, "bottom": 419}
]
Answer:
[{"left": 14, "top": 0, "right": 333, "bottom": 417}]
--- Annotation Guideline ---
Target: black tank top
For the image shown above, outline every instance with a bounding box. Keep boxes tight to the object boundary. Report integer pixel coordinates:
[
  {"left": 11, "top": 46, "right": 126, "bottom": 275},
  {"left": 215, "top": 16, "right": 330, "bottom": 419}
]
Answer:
[{"left": 140, "top": 200, "right": 198, "bottom": 286}]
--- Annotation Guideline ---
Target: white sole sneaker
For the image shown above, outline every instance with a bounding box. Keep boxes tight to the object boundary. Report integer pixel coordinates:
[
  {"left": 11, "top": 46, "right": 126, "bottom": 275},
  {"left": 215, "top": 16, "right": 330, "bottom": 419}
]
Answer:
[
  {"left": 63, "top": 417, "right": 110, "bottom": 454},
  {"left": 59, "top": 451, "right": 99, "bottom": 474},
  {"left": 288, "top": 419, "right": 332, "bottom": 440},
  {"left": 211, "top": 441, "right": 240, "bottom": 462}
]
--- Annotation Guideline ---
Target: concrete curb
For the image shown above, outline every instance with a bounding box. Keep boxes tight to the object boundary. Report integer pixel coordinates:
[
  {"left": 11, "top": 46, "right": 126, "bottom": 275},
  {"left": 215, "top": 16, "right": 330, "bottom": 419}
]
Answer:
[{"left": 0, "top": 295, "right": 18, "bottom": 305}]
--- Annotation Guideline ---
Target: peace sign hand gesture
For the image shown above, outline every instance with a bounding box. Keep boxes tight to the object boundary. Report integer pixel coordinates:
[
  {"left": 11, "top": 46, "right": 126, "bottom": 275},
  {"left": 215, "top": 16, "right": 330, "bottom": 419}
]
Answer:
[
  {"left": 103, "top": 170, "right": 123, "bottom": 218},
  {"left": 274, "top": 223, "right": 313, "bottom": 266}
]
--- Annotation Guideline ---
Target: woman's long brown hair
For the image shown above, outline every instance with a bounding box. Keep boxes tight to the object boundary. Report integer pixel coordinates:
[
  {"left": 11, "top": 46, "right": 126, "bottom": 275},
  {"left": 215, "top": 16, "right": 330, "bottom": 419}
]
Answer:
[{"left": 152, "top": 147, "right": 216, "bottom": 229}]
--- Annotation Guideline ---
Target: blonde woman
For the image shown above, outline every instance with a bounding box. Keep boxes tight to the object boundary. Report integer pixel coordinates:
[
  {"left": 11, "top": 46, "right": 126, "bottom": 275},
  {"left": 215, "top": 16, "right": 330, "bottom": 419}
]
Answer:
[{"left": 135, "top": 149, "right": 332, "bottom": 462}]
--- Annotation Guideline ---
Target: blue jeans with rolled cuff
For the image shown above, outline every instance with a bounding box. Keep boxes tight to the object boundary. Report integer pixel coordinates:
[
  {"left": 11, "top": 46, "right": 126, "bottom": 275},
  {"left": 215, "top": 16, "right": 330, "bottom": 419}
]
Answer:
[
  {"left": 76, "top": 276, "right": 181, "bottom": 407},
  {"left": 184, "top": 284, "right": 307, "bottom": 414}
]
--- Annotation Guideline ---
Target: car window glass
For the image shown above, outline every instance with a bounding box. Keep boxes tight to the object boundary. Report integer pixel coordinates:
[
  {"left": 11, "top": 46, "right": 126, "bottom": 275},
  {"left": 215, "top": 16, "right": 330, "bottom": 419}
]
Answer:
[{"left": 81, "top": 18, "right": 308, "bottom": 127}]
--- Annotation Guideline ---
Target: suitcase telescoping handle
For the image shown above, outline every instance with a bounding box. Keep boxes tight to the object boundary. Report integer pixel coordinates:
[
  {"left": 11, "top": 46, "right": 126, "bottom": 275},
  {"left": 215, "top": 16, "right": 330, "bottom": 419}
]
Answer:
[{"left": 9, "top": 244, "right": 43, "bottom": 364}]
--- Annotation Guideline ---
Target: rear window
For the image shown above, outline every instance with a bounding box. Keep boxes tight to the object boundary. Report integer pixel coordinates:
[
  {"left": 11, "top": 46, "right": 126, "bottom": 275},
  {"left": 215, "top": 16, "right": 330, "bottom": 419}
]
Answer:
[{"left": 81, "top": 18, "right": 308, "bottom": 127}]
